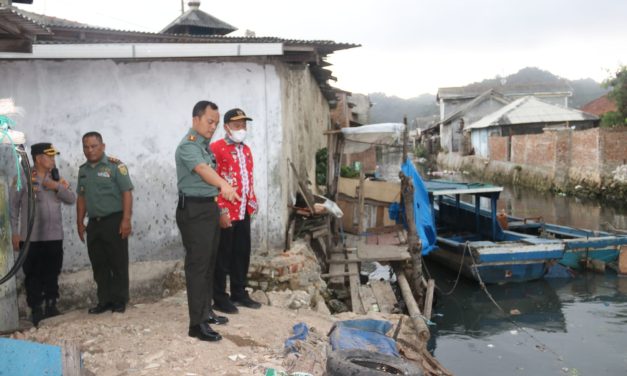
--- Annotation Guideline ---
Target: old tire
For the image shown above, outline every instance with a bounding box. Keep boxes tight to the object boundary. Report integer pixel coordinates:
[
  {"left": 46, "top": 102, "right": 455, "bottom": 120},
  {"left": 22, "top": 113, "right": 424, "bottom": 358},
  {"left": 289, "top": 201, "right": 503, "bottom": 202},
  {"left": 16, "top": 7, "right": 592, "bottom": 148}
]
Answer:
[{"left": 326, "top": 349, "right": 423, "bottom": 376}]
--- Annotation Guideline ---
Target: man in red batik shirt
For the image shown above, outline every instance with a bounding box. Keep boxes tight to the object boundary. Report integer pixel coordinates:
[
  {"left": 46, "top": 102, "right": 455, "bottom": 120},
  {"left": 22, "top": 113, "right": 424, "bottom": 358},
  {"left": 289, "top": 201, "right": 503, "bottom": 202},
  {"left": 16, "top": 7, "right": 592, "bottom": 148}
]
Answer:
[{"left": 211, "top": 108, "right": 261, "bottom": 314}]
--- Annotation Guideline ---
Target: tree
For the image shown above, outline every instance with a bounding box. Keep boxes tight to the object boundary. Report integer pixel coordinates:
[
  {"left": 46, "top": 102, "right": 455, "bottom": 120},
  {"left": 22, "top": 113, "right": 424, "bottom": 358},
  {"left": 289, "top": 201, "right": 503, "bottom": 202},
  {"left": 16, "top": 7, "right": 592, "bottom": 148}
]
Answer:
[{"left": 601, "top": 66, "right": 627, "bottom": 127}]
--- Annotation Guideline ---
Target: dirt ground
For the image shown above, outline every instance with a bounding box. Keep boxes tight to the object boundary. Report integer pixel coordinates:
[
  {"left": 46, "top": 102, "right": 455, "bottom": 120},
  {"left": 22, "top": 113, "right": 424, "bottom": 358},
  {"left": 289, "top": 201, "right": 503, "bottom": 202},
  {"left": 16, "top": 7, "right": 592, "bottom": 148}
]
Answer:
[{"left": 10, "top": 290, "right": 337, "bottom": 376}]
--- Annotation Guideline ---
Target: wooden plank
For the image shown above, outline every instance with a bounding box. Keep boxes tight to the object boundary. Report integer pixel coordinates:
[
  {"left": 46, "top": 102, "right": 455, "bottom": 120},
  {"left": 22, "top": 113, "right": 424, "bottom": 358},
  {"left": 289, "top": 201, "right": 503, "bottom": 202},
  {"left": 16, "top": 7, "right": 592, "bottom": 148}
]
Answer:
[
  {"left": 327, "top": 257, "right": 360, "bottom": 264},
  {"left": 0, "top": 39, "right": 32, "bottom": 53},
  {"left": 321, "top": 272, "right": 358, "bottom": 279},
  {"left": 359, "top": 285, "right": 379, "bottom": 313},
  {"left": 339, "top": 177, "right": 401, "bottom": 203},
  {"left": 369, "top": 280, "right": 397, "bottom": 314},
  {"left": 357, "top": 243, "right": 411, "bottom": 262},
  {"left": 289, "top": 160, "right": 316, "bottom": 213},
  {"left": 366, "top": 224, "right": 404, "bottom": 234},
  {"left": 423, "top": 279, "right": 435, "bottom": 320},
  {"left": 61, "top": 340, "right": 82, "bottom": 376},
  {"left": 328, "top": 253, "right": 347, "bottom": 286},
  {"left": 348, "top": 262, "right": 365, "bottom": 314}
]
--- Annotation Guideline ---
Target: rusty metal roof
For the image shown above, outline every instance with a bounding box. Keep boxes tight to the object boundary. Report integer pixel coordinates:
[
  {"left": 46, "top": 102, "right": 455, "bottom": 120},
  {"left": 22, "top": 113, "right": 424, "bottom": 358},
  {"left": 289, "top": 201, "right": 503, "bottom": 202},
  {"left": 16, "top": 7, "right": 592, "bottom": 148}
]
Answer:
[
  {"left": 0, "top": 6, "right": 51, "bottom": 38},
  {"left": 5, "top": 8, "right": 359, "bottom": 102},
  {"left": 13, "top": 8, "right": 357, "bottom": 52}
]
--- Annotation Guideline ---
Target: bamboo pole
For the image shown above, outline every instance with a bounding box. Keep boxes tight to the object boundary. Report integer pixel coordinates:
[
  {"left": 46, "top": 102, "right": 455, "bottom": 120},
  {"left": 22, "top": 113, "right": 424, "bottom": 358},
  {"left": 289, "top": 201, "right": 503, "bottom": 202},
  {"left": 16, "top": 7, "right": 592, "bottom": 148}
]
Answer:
[{"left": 395, "top": 266, "right": 430, "bottom": 343}]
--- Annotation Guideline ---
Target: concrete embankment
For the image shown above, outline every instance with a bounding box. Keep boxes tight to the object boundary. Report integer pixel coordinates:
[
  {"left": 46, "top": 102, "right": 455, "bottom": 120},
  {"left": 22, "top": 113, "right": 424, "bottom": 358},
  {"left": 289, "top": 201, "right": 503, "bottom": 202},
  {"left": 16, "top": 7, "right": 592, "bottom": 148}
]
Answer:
[{"left": 437, "top": 153, "right": 627, "bottom": 203}]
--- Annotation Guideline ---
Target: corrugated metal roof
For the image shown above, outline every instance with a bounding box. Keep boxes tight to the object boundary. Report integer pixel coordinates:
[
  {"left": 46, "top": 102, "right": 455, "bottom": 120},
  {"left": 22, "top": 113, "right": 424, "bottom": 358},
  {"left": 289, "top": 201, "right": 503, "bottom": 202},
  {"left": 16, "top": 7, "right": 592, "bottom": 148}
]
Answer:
[
  {"left": 160, "top": 5, "right": 236, "bottom": 35},
  {"left": 466, "top": 96, "right": 599, "bottom": 130},
  {"left": 440, "top": 89, "right": 509, "bottom": 125},
  {"left": 438, "top": 82, "right": 573, "bottom": 100},
  {"left": 14, "top": 8, "right": 96, "bottom": 29},
  {"left": 0, "top": 6, "right": 51, "bottom": 37},
  {"left": 12, "top": 9, "right": 357, "bottom": 52}
]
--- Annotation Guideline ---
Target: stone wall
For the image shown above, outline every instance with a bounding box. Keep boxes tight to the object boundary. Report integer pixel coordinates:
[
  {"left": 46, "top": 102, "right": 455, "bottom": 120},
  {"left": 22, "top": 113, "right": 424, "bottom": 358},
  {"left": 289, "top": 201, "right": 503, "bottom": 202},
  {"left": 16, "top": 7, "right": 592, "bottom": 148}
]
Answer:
[
  {"left": 601, "top": 128, "right": 627, "bottom": 174},
  {"left": 488, "top": 136, "right": 508, "bottom": 161},
  {"left": 443, "top": 127, "right": 627, "bottom": 201},
  {"left": 489, "top": 127, "right": 627, "bottom": 185}
]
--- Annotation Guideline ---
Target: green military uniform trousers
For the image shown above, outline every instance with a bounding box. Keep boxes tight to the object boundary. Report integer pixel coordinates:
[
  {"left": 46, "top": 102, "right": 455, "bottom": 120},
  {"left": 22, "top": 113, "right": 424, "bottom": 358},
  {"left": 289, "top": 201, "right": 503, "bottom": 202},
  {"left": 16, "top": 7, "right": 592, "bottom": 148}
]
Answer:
[
  {"left": 86, "top": 211, "right": 129, "bottom": 305},
  {"left": 175, "top": 199, "right": 220, "bottom": 326}
]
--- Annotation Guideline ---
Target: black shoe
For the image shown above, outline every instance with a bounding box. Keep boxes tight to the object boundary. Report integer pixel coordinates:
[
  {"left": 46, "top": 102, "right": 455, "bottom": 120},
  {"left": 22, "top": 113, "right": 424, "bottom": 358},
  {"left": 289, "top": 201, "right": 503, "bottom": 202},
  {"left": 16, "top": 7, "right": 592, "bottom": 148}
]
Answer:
[
  {"left": 88, "top": 303, "right": 112, "bottom": 314},
  {"left": 231, "top": 295, "right": 261, "bottom": 309},
  {"left": 188, "top": 322, "right": 222, "bottom": 341},
  {"left": 31, "top": 306, "right": 44, "bottom": 326},
  {"left": 206, "top": 310, "right": 228, "bottom": 325},
  {"left": 111, "top": 303, "right": 126, "bottom": 313},
  {"left": 44, "top": 299, "right": 61, "bottom": 318},
  {"left": 213, "top": 299, "right": 239, "bottom": 314}
]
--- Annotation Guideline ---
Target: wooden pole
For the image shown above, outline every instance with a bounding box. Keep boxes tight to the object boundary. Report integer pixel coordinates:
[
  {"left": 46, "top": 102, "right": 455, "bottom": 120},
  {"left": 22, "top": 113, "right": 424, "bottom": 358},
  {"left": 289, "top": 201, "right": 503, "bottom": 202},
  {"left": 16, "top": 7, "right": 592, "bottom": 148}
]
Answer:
[
  {"left": 400, "top": 172, "right": 423, "bottom": 299},
  {"left": 402, "top": 115, "right": 409, "bottom": 163},
  {"left": 423, "top": 279, "right": 435, "bottom": 320},
  {"left": 395, "top": 266, "right": 430, "bottom": 343},
  {"left": 357, "top": 169, "right": 365, "bottom": 234}
]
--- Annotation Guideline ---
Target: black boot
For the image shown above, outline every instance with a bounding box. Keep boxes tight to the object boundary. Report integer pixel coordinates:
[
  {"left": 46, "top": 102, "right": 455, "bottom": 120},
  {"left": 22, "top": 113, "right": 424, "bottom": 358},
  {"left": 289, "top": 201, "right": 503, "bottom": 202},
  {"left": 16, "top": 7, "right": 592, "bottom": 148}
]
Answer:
[
  {"left": 44, "top": 299, "right": 61, "bottom": 318},
  {"left": 31, "top": 306, "right": 44, "bottom": 326}
]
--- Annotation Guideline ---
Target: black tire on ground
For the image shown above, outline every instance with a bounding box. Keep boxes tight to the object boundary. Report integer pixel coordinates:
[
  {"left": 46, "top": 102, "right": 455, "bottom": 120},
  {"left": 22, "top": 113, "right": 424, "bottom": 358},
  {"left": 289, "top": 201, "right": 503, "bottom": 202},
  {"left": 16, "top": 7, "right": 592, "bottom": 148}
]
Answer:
[{"left": 326, "top": 349, "right": 423, "bottom": 376}]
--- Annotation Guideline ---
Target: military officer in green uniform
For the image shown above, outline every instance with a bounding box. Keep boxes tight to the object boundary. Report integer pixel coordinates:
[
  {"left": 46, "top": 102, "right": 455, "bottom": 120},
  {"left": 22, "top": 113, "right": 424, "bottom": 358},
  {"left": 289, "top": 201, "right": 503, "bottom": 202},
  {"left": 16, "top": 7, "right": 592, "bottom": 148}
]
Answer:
[
  {"left": 76, "top": 131, "right": 134, "bottom": 314},
  {"left": 175, "top": 100, "right": 239, "bottom": 342}
]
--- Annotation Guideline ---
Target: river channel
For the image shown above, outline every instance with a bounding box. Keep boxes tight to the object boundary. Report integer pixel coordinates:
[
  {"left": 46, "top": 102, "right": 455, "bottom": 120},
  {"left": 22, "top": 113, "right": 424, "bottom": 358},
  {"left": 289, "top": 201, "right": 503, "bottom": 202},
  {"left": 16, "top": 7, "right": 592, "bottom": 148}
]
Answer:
[{"left": 428, "top": 182, "right": 627, "bottom": 375}]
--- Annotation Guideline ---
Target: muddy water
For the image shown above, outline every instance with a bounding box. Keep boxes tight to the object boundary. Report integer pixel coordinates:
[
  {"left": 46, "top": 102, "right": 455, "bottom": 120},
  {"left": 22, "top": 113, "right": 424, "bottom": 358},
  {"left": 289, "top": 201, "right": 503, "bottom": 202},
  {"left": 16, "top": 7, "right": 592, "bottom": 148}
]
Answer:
[{"left": 428, "top": 182, "right": 627, "bottom": 375}]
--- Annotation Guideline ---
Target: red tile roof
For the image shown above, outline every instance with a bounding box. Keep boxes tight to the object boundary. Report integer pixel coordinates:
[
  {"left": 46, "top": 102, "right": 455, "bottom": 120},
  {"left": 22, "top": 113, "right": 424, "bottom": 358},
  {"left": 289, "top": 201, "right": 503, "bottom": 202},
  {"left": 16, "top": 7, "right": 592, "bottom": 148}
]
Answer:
[{"left": 580, "top": 94, "right": 617, "bottom": 116}]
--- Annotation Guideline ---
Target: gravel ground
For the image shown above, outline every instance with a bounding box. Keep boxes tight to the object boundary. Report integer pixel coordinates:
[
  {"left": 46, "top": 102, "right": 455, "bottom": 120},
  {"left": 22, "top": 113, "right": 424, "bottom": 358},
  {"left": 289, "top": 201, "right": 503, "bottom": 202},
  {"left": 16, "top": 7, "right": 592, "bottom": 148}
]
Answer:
[{"left": 9, "top": 290, "right": 336, "bottom": 375}]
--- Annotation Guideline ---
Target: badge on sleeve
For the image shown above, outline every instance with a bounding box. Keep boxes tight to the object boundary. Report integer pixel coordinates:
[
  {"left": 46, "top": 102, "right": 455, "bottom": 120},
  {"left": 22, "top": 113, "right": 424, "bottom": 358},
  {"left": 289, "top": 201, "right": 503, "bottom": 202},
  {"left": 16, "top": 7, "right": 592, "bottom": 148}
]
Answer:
[{"left": 118, "top": 164, "right": 128, "bottom": 176}]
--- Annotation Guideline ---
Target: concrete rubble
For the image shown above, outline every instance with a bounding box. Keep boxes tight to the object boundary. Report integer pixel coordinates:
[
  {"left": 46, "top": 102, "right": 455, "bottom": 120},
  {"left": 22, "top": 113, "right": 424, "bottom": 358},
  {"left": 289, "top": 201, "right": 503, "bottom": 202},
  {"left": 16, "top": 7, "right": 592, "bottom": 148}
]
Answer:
[{"left": 5, "top": 240, "right": 446, "bottom": 375}]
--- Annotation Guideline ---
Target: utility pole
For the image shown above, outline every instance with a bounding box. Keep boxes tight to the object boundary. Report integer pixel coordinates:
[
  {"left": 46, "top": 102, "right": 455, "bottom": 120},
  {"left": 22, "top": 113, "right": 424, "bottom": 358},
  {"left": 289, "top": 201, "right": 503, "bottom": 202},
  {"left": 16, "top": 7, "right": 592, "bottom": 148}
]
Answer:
[{"left": 180, "top": 0, "right": 184, "bottom": 14}]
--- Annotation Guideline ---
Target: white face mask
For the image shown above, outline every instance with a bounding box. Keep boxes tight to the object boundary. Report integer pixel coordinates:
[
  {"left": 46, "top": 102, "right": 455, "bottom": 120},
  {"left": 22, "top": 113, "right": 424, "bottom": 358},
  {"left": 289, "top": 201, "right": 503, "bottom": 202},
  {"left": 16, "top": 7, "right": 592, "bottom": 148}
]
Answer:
[{"left": 228, "top": 127, "right": 247, "bottom": 143}]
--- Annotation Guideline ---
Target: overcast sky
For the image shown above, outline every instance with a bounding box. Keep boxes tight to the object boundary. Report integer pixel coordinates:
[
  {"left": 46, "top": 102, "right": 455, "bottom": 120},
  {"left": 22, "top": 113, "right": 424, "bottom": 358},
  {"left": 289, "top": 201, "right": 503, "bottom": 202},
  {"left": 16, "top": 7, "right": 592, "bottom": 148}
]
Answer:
[{"left": 16, "top": 0, "right": 627, "bottom": 98}]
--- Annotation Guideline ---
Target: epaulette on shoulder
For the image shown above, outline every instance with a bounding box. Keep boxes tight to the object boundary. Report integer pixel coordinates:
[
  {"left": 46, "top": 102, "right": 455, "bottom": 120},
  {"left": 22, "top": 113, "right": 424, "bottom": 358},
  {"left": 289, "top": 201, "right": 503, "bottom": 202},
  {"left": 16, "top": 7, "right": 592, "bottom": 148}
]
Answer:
[
  {"left": 107, "top": 156, "right": 122, "bottom": 164},
  {"left": 79, "top": 161, "right": 88, "bottom": 168}
]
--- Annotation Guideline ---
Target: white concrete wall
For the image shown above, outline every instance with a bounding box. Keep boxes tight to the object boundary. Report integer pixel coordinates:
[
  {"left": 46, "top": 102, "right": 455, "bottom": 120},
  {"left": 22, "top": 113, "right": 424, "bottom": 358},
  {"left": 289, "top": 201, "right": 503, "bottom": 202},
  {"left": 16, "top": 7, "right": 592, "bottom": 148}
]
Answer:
[{"left": 0, "top": 59, "right": 292, "bottom": 270}]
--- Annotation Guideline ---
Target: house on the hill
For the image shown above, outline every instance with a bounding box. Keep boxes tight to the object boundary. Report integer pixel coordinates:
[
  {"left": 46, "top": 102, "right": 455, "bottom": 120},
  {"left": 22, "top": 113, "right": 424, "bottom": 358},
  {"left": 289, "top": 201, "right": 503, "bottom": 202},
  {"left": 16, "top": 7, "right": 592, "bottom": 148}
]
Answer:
[
  {"left": 0, "top": 2, "right": 358, "bottom": 269},
  {"left": 465, "top": 96, "right": 598, "bottom": 158}
]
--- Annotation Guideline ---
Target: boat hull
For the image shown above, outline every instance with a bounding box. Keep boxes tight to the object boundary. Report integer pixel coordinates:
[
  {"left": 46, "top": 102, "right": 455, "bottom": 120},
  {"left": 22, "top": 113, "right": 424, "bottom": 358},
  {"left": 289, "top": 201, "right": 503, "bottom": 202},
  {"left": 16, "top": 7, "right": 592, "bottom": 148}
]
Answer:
[{"left": 429, "top": 239, "right": 564, "bottom": 284}]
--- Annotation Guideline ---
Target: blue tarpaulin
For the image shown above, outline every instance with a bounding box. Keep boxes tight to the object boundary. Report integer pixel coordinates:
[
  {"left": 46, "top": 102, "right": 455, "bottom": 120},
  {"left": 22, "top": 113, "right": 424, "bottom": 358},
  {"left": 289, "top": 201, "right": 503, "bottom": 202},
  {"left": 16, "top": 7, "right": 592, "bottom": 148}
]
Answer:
[
  {"left": 284, "top": 322, "right": 309, "bottom": 353},
  {"left": 328, "top": 319, "right": 399, "bottom": 357},
  {"left": 389, "top": 160, "right": 438, "bottom": 255},
  {"left": 0, "top": 338, "right": 63, "bottom": 376}
]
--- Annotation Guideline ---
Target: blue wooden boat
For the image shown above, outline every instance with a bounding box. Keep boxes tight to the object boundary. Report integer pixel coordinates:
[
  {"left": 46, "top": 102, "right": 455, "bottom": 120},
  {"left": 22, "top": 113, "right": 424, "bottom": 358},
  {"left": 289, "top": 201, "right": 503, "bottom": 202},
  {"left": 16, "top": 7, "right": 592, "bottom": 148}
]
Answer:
[
  {"left": 504, "top": 217, "right": 627, "bottom": 270},
  {"left": 424, "top": 180, "right": 566, "bottom": 284}
]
